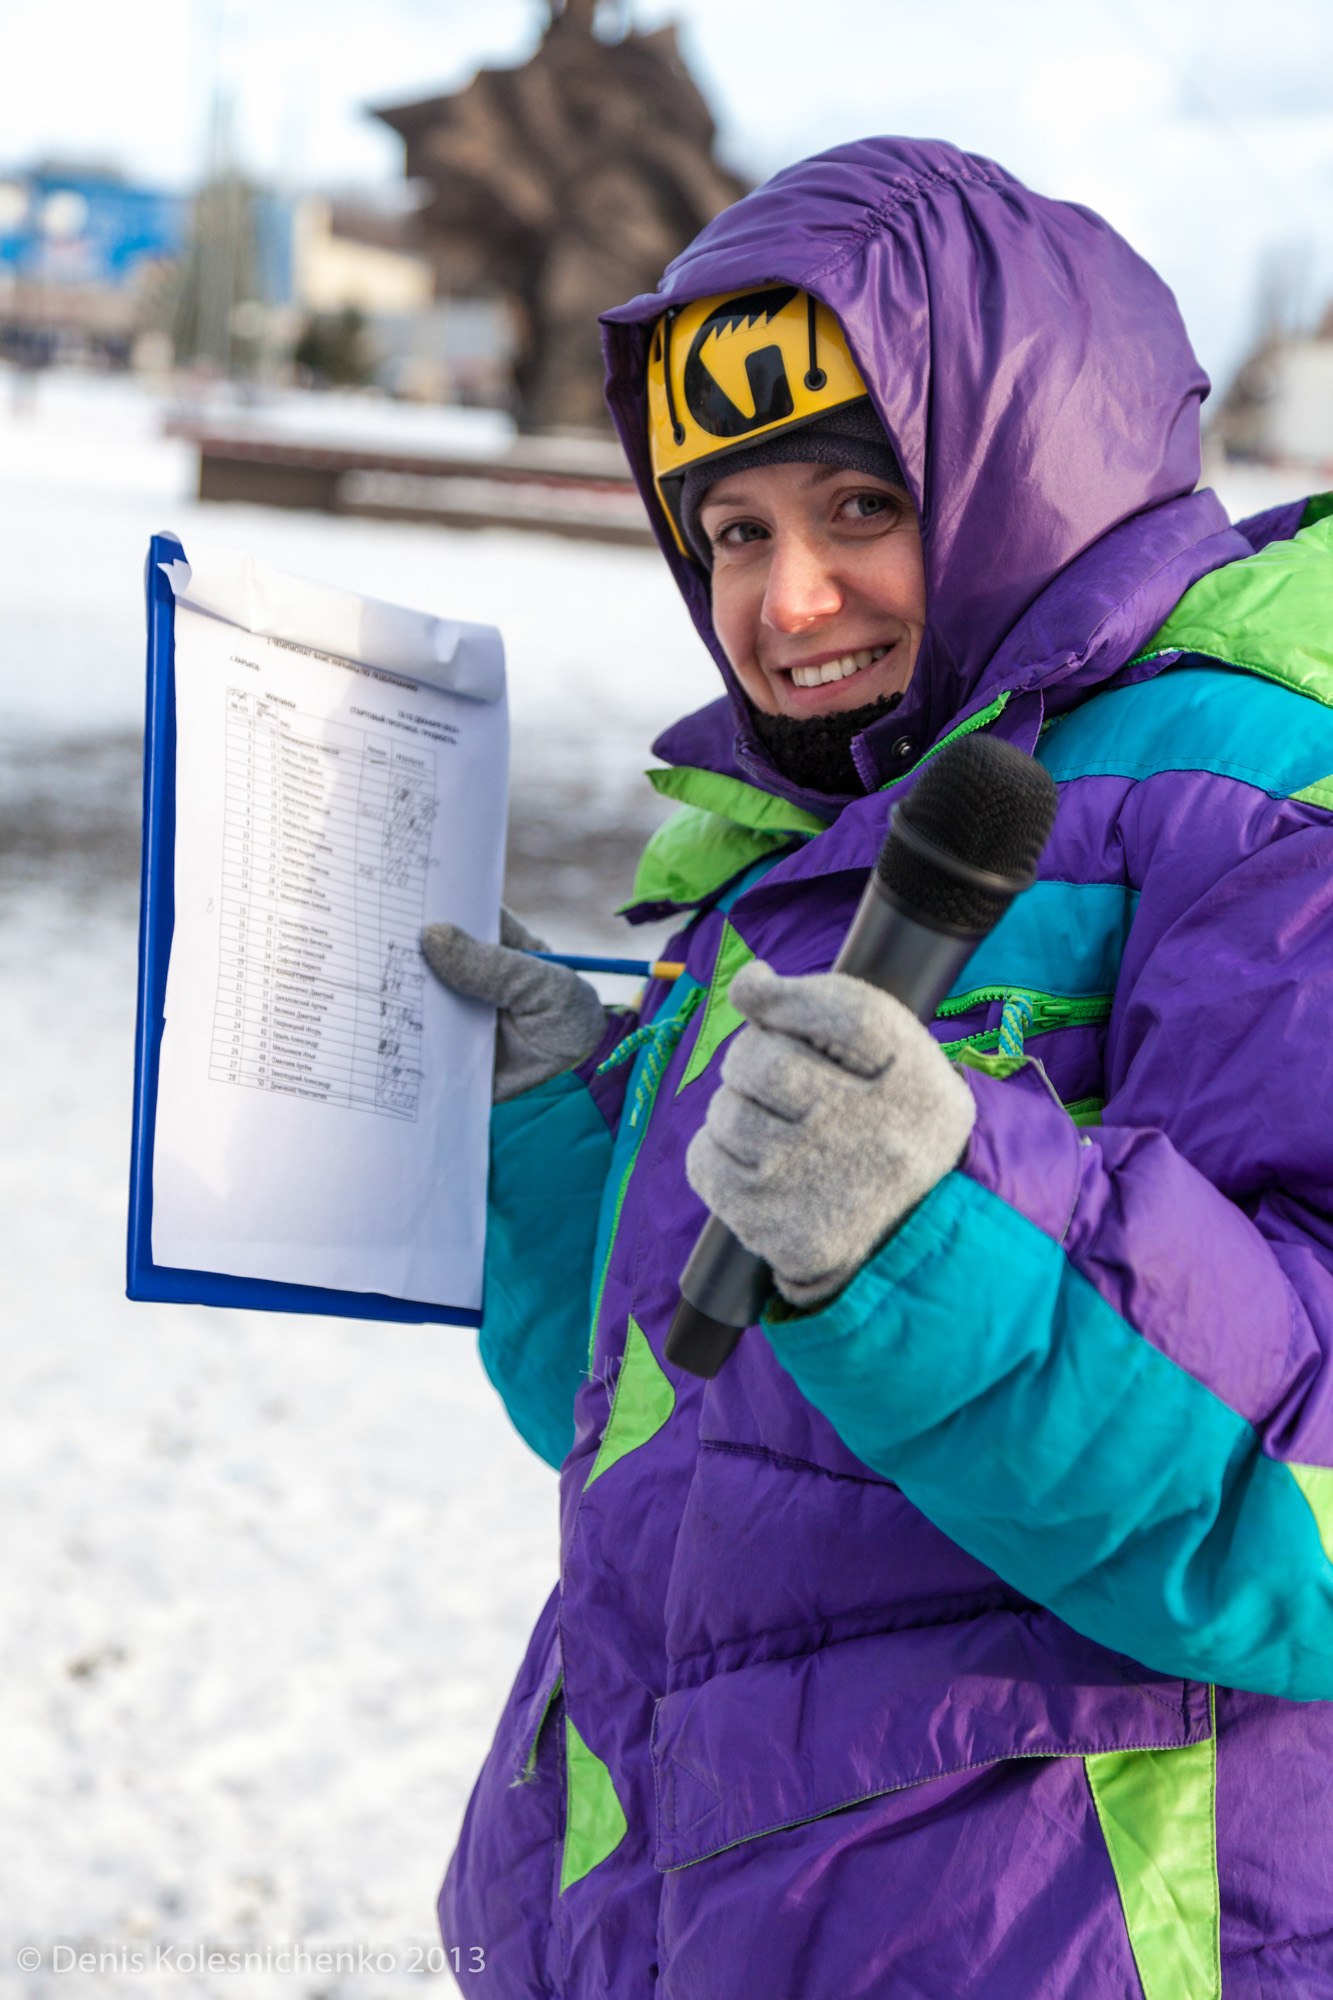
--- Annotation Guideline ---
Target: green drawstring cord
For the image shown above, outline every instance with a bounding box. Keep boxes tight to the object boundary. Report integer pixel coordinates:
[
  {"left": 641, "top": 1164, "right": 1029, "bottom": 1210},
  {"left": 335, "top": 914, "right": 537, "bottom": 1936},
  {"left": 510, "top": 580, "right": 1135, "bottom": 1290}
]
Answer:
[
  {"left": 596, "top": 988, "right": 703, "bottom": 1130},
  {"left": 997, "top": 992, "right": 1035, "bottom": 1059}
]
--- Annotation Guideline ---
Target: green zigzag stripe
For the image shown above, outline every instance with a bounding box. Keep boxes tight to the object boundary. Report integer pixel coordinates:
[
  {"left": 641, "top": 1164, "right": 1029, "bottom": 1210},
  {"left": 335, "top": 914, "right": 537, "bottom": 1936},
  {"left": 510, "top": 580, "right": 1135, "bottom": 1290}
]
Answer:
[
  {"left": 678, "top": 919, "right": 755, "bottom": 1090},
  {"left": 561, "top": 1716, "right": 629, "bottom": 1893},
  {"left": 1086, "top": 1698, "right": 1220, "bottom": 2000},
  {"left": 585, "top": 1316, "right": 676, "bottom": 1487},
  {"left": 1292, "top": 776, "right": 1333, "bottom": 813}
]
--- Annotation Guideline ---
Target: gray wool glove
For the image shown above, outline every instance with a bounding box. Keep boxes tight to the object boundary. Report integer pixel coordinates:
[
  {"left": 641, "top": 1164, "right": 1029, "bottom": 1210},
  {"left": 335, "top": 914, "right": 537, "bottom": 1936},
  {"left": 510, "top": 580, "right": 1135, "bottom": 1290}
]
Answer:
[
  {"left": 685, "top": 959, "right": 977, "bottom": 1309},
  {"left": 421, "top": 908, "right": 607, "bottom": 1104}
]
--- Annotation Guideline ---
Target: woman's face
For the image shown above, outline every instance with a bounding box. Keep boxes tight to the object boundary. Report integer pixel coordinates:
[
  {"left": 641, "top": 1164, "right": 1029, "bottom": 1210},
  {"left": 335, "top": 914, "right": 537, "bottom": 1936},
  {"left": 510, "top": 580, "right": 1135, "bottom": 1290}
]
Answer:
[{"left": 697, "top": 460, "right": 926, "bottom": 719}]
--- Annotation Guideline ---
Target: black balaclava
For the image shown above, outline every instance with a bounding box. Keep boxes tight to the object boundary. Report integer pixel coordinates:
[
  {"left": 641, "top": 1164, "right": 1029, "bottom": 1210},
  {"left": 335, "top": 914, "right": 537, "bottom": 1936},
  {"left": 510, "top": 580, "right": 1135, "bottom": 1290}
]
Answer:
[
  {"left": 750, "top": 689, "right": 904, "bottom": 795},
  {"left": 679, "top": 399, "right": 909, "bottom": 795}
]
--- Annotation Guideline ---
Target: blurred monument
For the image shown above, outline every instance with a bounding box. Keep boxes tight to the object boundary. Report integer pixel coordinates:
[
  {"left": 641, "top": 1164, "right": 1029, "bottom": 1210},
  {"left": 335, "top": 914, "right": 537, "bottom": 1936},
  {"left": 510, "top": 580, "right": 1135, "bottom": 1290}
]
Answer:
[{"left": 374, "top": 0, "right": 748, "bottom": 433}]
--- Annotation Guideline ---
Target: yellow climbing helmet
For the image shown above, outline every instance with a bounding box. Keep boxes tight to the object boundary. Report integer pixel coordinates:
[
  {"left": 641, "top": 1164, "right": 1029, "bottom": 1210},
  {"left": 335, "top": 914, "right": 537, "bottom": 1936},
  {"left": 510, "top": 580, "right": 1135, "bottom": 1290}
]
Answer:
[{"left": 646, "top": 284, "right": 868, "bottom": 557}]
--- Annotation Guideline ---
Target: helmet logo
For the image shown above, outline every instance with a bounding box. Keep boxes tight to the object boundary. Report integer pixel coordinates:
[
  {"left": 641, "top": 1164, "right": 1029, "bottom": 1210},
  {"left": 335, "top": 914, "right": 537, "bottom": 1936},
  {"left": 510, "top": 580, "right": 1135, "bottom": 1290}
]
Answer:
[{"left": 682, "top": 286, "right": 799, "bottom": 439}]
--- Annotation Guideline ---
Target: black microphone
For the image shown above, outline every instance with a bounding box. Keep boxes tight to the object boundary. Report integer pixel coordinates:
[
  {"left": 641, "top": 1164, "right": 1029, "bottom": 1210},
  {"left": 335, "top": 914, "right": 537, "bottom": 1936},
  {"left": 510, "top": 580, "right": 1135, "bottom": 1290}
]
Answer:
[{"left": 665, "top": 733, "right": 1060, "bottom": 1379}]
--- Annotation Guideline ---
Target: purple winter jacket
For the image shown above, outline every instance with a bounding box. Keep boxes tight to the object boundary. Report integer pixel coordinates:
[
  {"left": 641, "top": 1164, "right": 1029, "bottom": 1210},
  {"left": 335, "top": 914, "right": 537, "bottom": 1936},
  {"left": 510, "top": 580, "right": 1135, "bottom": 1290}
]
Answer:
[{"left": 441, "top": 139, "right": 1333, "bottom": 1998}]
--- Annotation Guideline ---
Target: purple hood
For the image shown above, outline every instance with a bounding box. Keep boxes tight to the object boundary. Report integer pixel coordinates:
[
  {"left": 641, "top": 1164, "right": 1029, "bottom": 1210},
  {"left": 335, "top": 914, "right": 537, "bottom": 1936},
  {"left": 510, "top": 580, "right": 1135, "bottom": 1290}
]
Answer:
[{"left": 601, "top": 136, "right": 1249, "bottom": 805}]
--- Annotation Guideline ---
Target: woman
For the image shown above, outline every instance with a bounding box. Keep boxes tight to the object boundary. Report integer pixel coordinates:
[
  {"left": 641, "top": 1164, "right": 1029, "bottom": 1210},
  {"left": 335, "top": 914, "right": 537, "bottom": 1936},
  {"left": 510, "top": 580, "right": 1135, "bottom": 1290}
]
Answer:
[{"left": 425, "top": 137, "right": 1333, "bottom": 1997}]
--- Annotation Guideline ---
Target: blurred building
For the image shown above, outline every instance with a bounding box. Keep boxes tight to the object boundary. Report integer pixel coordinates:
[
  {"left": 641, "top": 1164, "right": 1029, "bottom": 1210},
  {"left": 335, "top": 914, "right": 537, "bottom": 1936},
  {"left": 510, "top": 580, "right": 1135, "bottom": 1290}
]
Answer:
[
  {"left": 1213, "top": 308, "right": 1333, "bottom": 470},
  {"left": 294, "top": 197, "right": 431, "bottom": 318},
  {"left": 0, "top": 166, "right": 186, "bottom": 364},
  {"left": 289, "top": 196, "right": 510, "bottom": 402},
  {"left": 374, "top": 0, "right": 748, "bottom": 433}
]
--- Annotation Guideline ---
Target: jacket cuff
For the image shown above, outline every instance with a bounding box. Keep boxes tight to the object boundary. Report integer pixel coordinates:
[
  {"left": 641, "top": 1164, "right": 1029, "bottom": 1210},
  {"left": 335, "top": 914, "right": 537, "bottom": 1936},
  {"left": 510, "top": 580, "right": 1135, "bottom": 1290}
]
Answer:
[{"left": 959, "top": 1063, "right": 1086, "bottom": 1246}]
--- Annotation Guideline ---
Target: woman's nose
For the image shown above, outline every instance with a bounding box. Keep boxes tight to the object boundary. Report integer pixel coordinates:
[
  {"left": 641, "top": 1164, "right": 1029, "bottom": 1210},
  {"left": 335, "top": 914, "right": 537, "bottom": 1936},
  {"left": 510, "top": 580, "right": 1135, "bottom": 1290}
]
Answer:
[{"left": 760, "top": 531, "right": 843, "bottom": 634}]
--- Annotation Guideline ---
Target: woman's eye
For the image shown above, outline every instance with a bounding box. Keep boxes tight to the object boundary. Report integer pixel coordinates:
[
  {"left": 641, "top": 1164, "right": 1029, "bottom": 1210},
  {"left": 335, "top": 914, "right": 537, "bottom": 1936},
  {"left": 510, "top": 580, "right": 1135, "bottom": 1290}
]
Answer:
[
  {"left": 713, "top": 519, "right": 767, "bottom": 549},
  {"left": 840, "top": 490, "right": 893, "bottom": 522}
]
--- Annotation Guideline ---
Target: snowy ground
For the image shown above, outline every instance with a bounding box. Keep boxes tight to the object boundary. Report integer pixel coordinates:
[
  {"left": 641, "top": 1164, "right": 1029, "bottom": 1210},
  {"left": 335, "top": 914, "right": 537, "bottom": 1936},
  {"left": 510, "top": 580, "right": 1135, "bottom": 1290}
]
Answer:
[{"left": 0, "top": 371, "right": 1317, "bottom": 1999}]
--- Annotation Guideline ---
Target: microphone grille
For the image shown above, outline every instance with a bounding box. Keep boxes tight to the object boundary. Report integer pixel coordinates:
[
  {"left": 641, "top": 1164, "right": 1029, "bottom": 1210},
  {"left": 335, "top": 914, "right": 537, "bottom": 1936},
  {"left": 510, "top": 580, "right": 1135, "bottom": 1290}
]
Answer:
[{"left": 877, "top": 733, "right": 1059, "bottom": 931}]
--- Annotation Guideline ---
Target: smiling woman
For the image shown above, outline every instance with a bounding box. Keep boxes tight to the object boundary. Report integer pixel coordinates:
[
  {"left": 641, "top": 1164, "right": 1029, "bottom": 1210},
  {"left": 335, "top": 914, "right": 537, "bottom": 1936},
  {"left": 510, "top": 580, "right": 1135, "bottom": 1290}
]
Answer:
[
  {"left": 665, "top": 366, "right": 929, "bottom": 787},
  {"left": 427, "top": 136, "right": 1333, "bottom": 2000},
  {"left": 696, "top": 453, "right": 928, "bottom": 793},
  {"left": 699, "top": 459, "right": 924, "bottom": 711}
]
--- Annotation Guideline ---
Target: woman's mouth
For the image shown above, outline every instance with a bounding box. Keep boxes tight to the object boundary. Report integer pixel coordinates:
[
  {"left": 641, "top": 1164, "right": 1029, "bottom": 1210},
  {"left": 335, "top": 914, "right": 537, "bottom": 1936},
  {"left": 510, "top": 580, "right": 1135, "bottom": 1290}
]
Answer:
[{"left": 787, "top": 643, "right": 890, "bottom": 689}]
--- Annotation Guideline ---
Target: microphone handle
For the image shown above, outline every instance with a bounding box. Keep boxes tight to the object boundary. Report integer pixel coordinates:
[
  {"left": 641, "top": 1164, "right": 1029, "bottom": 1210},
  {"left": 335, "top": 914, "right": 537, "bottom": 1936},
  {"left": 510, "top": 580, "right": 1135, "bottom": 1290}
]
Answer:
[{"left": 666, "top": 888, "right": 982, "bottom": 1379}]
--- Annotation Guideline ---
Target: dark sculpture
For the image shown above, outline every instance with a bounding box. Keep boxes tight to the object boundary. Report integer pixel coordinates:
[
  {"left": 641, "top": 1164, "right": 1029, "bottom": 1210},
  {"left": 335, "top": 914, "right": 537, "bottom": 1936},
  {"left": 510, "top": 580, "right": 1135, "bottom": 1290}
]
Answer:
[{"left": 374, "top": 3, "right": 748, "bottom": 433}]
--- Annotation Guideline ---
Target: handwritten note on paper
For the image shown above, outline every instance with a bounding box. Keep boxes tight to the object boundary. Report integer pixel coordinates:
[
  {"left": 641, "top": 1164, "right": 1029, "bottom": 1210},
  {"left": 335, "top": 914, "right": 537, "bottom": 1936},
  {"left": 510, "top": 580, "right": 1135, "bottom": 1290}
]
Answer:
[{"left": 150, "top": 546, "right": 508, "bottom": 1312}]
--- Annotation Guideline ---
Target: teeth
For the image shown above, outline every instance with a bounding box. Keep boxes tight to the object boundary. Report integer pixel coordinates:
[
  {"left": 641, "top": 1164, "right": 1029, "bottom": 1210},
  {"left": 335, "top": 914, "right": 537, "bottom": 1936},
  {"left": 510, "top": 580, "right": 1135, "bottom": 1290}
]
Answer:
[{"left": 790, "top": 646, "right": 887, "bottom": 690}]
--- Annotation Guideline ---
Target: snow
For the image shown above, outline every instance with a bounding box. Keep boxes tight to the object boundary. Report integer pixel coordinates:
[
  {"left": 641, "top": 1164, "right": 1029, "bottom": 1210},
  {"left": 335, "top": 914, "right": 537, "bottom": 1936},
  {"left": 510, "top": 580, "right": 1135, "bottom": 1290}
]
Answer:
[
  {"left": 169, "top": 384, "right": 518, "bottom": 463},
  {"left": 0, "top": 370, "right": 1319, "bottom": 1998}
]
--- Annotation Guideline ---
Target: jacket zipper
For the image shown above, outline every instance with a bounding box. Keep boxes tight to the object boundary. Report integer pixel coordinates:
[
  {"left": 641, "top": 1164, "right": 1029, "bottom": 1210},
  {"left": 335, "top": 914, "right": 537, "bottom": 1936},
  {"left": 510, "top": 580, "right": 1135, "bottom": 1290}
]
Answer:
[
  {"left": 588, "top": 984, "right": 703, "bottom": 1368},
  {"left": 936, "top": 987, "right": 1113, "bottom": 1056}
]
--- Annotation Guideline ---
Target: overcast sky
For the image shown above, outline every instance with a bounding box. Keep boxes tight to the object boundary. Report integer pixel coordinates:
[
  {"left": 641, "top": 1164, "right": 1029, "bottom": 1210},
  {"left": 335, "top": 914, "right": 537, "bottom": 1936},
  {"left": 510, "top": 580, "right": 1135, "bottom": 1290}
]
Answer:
[{"left": 9, "top": 0, "right": 1333, "bottom": 388}]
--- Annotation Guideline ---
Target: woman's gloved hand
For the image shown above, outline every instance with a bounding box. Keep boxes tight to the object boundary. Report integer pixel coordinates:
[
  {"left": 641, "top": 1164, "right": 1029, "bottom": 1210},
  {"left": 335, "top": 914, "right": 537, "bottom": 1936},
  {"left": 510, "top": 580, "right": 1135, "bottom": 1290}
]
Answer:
[
  {"left": 421, "top": 908, "right": 607, "bottom": 1103},
  {"left": 685, "top": 959, "right": 977, "bottom": 1309}
]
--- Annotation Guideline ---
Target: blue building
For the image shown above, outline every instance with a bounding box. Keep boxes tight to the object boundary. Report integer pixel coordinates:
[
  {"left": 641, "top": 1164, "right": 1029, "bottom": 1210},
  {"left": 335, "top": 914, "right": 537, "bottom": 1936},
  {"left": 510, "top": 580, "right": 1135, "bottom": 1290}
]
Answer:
[{"left": 0, "top": 170, "right": 188, "bottom": 289}]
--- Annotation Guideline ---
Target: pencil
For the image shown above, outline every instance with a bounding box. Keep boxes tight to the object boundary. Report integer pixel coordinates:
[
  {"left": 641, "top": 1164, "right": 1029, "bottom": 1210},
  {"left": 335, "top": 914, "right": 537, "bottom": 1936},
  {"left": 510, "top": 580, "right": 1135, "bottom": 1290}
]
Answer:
[{"left": 530, "top": 951, "right": 686, "bottom": 981}]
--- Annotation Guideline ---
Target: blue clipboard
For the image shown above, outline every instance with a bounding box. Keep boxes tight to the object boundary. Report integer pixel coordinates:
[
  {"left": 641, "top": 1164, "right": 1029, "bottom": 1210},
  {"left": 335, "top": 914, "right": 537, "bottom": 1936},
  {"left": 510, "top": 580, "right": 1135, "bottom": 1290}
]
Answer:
[{"left": 126, "top": 533, "right": 481, "bottom": 1326}]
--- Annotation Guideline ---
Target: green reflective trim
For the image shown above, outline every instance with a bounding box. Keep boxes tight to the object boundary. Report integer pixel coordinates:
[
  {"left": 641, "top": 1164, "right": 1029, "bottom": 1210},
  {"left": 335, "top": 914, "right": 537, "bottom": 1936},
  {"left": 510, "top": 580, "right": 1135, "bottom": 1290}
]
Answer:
[
  {"left": 1039, "top": 665, "right": 1333, "bottom": 799},
  {"left": 1302, "top": 492, "right": 1333, "bottom": 530},
  {"left": 561, "top": 1716, "right": 629, "bottom": 1893},
  {"left": 513, "top": 1672, "right": 563, "bottom": 1786},
  {"left": 1086, "top": 1695, "right": 1220, "bottom": 2000},
  {"left": 1290, "top": 1462, "right": 1333, "bottom": 1562},
  {"left": 585, "top": 1316, "right": 676, "bottom": 1487},
  {"left": 678, "top": 919, "right": 755, "bottom": 1090},
  {"left": 646, "top": 763, "right": 827, "bottom": 836},
  {"left": 1133, "top": 513, "right": 1333, "bottom": 709}
]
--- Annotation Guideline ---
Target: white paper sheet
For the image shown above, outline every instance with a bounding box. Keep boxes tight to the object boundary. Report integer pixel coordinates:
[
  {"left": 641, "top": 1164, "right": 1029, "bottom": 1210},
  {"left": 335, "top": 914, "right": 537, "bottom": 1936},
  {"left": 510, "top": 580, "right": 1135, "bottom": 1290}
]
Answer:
[{"left": 150, "top": 541, "right": 508, "bottom": 1311}]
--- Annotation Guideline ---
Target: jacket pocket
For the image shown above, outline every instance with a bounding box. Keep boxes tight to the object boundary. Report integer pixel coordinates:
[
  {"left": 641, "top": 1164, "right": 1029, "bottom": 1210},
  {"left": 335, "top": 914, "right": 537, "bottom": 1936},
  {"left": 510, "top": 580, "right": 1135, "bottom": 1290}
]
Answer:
[
  {"left": 651, "top": 1609, "right": 1209, "bottom": 1870},
  {"left": 650, "top": 1614, "right": 1212, "bottom": 1999},
  {"left": 511, "top": 1624, "right": 564, "bottom": 1787}
]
